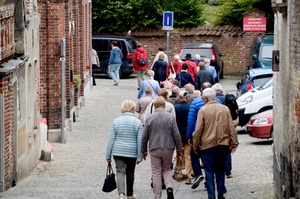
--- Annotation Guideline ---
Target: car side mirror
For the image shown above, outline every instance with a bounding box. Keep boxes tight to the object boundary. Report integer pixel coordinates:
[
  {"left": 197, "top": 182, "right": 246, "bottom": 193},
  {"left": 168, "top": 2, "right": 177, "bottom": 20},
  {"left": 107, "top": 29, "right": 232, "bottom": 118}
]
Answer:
[
  {"left": 219, "top": 53, "right": 226, "bottom": 57},
  {"left": 252, "top": 54, "right": 258, "bottom": 61}
]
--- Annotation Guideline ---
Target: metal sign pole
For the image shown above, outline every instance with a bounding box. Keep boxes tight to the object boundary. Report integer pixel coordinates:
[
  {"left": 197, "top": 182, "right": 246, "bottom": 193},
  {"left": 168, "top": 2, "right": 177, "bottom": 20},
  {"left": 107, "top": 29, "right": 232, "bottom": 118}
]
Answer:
[
  {"left": 167, "top": 30, "right": 170, "bottom": 64},
  {"left": 61, "top": 38, "right": 66, "bottom": 144}
]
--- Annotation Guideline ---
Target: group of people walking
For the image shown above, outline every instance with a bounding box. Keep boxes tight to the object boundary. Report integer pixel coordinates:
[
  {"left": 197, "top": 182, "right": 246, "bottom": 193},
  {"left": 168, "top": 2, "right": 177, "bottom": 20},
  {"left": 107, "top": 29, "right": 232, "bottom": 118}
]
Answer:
[{"left": 105, "top": 45, "right": 239, "bottom": 199}]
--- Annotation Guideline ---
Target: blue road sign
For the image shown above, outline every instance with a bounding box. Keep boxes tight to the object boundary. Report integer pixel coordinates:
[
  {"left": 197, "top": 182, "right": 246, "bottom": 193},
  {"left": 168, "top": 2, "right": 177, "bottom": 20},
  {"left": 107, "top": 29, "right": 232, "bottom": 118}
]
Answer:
[{"left": 163, "top": 11, "right": 174, "bottom": 30}]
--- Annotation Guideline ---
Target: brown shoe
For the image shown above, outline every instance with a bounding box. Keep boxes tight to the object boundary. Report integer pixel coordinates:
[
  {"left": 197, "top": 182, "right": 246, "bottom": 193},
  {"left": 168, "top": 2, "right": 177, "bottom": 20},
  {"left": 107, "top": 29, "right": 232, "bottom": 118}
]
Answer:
[
  {"left": 226, "top": 174, "right": 233, "bottom": 178},
  {"left": 185, "top": 178, "right": 192, "bottom": 184}
]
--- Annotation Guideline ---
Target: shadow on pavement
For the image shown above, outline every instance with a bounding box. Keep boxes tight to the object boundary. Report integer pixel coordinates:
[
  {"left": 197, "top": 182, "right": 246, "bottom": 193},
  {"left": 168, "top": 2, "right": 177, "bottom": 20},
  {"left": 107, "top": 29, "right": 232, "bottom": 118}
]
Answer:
[
  {"left": 237, "top": 128, "right": 248, "bottom": 135},
  {"left": 251, "top": 140, "right": 273, "bottom": 145},
  {"left": 95, "top": 74, "right": 137, "bottom": 79}
]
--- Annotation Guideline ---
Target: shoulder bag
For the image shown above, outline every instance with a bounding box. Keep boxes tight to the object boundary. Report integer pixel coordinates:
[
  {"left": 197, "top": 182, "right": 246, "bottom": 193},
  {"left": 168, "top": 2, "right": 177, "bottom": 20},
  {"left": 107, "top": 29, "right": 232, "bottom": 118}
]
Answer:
[
  {"left": 146, "top": 79, "right": 157, "bottom": 96},
  {"left": 102, "top": 162, "right": 117, "bottom": 192},
  {"left": 168, "top": 62, "right": 176, "bottom": 80}
]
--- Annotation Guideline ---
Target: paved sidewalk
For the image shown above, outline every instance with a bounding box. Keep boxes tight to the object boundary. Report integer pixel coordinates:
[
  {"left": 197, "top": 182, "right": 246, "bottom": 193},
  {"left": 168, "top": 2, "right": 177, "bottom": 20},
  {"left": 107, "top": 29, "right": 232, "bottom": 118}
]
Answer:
[{"left": 0, "top": 76, "right": 274, "bottom": 199}]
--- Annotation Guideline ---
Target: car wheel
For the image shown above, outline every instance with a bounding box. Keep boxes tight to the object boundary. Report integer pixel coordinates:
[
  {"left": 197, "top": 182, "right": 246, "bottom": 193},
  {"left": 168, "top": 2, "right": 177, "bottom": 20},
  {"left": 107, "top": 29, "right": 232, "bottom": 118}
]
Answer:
[
  {"left": 220, "top": 62, "right": 224, "bottom": 79},
  {"left": 270, "top": 128, "right": 273, "bottom": 139},
  {"left": 106, "top": 66, "right": 112, "bottom": 78},
  {"left": 119, "top": 66, "right": 123, "bottom": 79}
]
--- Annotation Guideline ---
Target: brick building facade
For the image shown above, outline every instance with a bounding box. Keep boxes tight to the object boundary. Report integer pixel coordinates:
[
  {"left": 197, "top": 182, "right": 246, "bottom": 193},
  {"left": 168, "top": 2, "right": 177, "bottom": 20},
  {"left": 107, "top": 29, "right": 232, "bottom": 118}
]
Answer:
[
  {"left": 272, "top": 0, "right": 300, "bottom": 198},
  {"left": 108, "top": 9, "right": 266, "bottom": 75},
  {"left": 38, "top": 0, "right": 92, "bottom": 142},
  {"left": 0, "top": 0, "right": 41, "bottom": 191}
]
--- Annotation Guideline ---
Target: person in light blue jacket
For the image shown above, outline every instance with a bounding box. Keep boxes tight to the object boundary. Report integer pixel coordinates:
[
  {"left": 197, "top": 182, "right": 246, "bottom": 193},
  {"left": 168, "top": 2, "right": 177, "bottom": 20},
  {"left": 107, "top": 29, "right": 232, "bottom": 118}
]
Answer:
[
  {"left": 106, "top": 100, "right": 143, "bottom": 199},
  {"left": 108, "top": 41, "right": 123, "bottom": 86}
]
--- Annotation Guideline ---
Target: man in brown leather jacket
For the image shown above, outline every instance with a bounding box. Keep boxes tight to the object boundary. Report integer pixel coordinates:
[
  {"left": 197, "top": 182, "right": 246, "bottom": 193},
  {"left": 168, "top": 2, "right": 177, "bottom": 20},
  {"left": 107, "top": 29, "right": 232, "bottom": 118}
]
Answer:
[{"left": 193, "top": 88, "right": 238, "bottom": 199}]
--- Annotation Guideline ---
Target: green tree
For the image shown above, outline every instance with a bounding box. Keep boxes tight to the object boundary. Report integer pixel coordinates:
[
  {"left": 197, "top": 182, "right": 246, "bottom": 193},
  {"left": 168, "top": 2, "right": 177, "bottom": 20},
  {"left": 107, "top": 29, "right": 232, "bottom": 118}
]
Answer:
[
  {"left": 92, "top": 0, "right": 205, "bottom": 33},
  {"left": 215, "top": 0, "right": 274, "bottom": 32}
]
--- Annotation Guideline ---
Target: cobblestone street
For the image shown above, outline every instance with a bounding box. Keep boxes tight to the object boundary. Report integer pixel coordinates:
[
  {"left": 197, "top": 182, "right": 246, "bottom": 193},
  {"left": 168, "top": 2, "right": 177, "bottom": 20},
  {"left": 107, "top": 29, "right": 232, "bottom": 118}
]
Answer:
[{"left": 0, "top": 75, "right": 274, "bottom": 199}]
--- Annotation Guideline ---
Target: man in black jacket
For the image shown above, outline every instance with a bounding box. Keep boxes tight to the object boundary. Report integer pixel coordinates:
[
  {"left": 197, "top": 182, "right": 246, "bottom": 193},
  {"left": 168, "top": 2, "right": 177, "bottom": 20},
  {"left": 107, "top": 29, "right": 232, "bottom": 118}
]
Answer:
[{"left": 195, "top": 62, "right": 215, "bottom": 90}]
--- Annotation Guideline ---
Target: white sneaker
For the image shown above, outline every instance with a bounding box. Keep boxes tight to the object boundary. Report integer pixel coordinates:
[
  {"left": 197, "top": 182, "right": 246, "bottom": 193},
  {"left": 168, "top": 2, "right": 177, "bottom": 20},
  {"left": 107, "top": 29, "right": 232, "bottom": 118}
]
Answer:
[
  {"left": 114, "top": 80, "right": 119, "bottom": 85},
  {"left": 127, "top": 195, "right": 137, "bottom": 199},
  {"left": 119, "top": 193, "right": 125, "bottom": 199}
]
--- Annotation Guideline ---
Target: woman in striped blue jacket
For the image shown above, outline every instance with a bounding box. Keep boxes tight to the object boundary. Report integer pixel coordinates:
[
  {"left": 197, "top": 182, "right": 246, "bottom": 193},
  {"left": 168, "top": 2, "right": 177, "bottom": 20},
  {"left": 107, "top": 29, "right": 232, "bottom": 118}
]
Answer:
[{"left": 106, "top": 100, "right": 143, "bottom": 199}]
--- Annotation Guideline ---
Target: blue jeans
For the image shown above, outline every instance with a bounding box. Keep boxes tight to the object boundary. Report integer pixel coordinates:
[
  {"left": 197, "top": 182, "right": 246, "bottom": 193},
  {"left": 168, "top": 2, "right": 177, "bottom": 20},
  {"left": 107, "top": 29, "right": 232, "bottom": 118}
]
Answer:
[
  {"left": 92, "top": 64, "right": 97, "bottom": 85},
  {"left": 190, "top": 149, "right": 203, "bottom": 177},
  {"left": 225, "top": 150, "right": 232, "bottom": 176},
  {"left": 201, "top": 146, "right": 228, "bottom": 199},
  {"left": 109, "top": 64, "right": 121, "bottom": 83}
]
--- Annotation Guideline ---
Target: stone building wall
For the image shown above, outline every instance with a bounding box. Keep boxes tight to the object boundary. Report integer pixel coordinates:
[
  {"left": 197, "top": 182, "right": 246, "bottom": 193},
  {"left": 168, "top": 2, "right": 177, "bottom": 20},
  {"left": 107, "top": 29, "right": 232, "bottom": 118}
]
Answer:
[{"left": 272, "top": 0, "right": 300, "bottom": 198}]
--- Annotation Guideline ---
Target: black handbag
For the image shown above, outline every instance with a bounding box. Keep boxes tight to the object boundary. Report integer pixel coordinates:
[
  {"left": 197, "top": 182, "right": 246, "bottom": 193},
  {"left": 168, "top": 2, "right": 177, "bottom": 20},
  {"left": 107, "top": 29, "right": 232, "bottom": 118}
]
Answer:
[{"left": 102, "top": 162, "right": 117, "bottom": 192}]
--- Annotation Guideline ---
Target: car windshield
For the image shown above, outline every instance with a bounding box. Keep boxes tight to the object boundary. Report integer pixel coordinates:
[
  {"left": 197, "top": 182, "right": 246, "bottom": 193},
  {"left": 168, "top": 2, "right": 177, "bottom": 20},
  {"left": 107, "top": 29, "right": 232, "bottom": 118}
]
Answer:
[
  {"left": 262, "top": 77, "right": 273, "bottom": 89},
  {"left": 181, "top": 49, "right": 212, "bottom": 60},
  {"left": 260, "top": 45, "right": 274, "bottom": 60},
  {"left": 252, "top": 74, "right": 273, "bottom": 87}
]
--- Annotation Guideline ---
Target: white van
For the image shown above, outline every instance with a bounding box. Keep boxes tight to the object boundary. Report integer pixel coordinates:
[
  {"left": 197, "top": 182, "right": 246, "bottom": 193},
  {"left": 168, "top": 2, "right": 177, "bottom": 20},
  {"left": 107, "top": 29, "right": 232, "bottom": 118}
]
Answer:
[{"left": 237, "top": 77, "right": 273, "bottom": 126}]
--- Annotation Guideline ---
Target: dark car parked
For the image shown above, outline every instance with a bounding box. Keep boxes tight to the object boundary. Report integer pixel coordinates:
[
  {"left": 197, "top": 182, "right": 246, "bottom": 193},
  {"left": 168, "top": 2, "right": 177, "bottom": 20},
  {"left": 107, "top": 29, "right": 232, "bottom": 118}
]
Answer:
[
  {"left": 248, "top": 33, "right": 274, "bottom": 69},
  {"left": 92, "top": 35, "right": 137, "bottom": 78},
  {"left": 179, "top": 43, "right": 226, "bottom": 81}
]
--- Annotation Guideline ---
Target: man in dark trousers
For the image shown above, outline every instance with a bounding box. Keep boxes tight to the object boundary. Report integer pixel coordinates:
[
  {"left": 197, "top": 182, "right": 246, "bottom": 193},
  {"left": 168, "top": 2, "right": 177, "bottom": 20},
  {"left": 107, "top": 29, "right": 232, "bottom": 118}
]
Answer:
[
  {"left": 193, "top": 88, "right": 238, "bottom": 199},
  {"left": 174, "top": 91, "right": 193, "bottom": 184},
  {"left": 195, "top": 62, "right": 215, "bottom": 90}
]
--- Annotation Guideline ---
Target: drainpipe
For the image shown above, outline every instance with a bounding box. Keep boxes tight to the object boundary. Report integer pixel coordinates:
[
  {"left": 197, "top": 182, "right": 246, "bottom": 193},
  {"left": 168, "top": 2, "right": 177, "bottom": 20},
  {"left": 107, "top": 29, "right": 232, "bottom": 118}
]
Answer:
[{"left": 0, "top": 93, "right": 5, "bottom": 192}]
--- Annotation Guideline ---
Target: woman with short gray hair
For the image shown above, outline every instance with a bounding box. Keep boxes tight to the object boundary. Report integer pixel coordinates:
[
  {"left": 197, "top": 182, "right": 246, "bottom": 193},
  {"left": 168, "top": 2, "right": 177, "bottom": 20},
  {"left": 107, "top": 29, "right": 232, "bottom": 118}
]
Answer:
[
  {"left": 141, "top": 96, "right": 183, "bottom": 199},
  {"left": 106, "top": 100, "right": 143, "bottom": 199}
]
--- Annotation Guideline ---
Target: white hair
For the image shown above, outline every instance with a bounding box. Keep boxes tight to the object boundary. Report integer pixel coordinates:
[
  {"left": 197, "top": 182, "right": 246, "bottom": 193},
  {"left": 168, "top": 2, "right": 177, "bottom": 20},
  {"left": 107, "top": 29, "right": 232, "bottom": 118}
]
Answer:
[
  {"left": 174, "top": 54, "right": 181, "bottom": 60},
  {"left": 202, "top": 88, "right": 216, "bottom": 100},
  {"left": 121, "top": 100, "right": 136, "bottom": 113},
  {"left": 212, "top": 83, "right": 223, "bottom": 92}
]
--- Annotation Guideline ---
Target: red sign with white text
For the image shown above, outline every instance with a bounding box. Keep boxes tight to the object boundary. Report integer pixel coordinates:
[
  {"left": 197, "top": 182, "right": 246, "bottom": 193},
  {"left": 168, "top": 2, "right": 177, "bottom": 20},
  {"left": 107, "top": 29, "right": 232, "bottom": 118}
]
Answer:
[{"left": 243, "top": 18, "right": 266, "bottom": 31}]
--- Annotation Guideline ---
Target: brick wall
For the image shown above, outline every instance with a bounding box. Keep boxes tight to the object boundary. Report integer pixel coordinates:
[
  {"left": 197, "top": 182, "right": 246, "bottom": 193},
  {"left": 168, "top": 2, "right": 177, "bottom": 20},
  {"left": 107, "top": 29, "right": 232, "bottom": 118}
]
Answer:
[
  {"left": 0, "top": 74, "right": 14, "bottom": 190},
  {"left": 135, "top": 33, "right": 247, "bottom": 74},
  {"left": 38, "top": 0, "right": 91, "bottom": 130}
]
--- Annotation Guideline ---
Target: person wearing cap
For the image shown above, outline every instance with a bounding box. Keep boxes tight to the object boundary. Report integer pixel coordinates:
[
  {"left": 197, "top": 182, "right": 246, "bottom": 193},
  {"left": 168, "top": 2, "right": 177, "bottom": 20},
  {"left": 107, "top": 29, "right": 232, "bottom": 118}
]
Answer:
[
  {"left": 183, "top": 53, "right": 197, "bottom": 81},
  {"left": 174, "top": 91, "right": 193, "bottom": 185},
  {"left": 175, "top": 84, "right": 198, "bottom": 105},
  {"left": 195, "top": 62, "right": 215, "bottom": 90},
  {"left": 212, "top": 83, "right": 225, "bottom": 104},
  {"left": 192, "top": 88, "right": 238, "bottom": 199},
  {"left": 166, "top": 54, "right": 182, "bottom": 78},
  {"left": 204, "top": 58, "right": 218, "bottom": 82}
]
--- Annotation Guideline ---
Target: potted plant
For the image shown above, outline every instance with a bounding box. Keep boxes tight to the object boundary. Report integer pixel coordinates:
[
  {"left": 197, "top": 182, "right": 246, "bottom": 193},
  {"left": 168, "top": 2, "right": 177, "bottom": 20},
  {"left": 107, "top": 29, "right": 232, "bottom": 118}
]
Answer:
[{"left": 70, "top": 75, "right": 81, "bottom": 88}]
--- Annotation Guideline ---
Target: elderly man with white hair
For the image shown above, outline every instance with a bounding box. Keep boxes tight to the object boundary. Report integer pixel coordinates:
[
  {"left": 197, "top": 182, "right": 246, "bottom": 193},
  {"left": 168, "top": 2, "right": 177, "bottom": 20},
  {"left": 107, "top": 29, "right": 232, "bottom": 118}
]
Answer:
[
  {"left": 192, "top": 88, "right": 239, "bottom": 199},
  {"left": 212, "top": 83, "right": 225, "bottom": 104}
]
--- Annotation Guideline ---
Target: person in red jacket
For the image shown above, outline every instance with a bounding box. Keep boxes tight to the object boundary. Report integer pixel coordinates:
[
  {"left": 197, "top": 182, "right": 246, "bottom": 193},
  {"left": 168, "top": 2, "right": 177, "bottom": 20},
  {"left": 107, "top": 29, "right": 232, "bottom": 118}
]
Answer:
[
  {"left": 183, "top": 53, "right": 197, "bottom": 81},
  {"left": 133, "top": 43, "right": 149, "bottom": 90},
  {"left": 166, "top": 54, "right": 182, "bottom": 79}
]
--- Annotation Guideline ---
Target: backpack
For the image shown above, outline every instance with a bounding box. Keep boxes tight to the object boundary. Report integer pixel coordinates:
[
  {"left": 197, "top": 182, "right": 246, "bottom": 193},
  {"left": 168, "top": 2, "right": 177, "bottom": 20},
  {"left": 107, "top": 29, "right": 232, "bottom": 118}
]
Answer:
[
  {"left": 136, "top": 50, "right": 148, "bottom": 66},
  {"left": 225, "top": 93, "right": 239, "bottom": 120}
]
